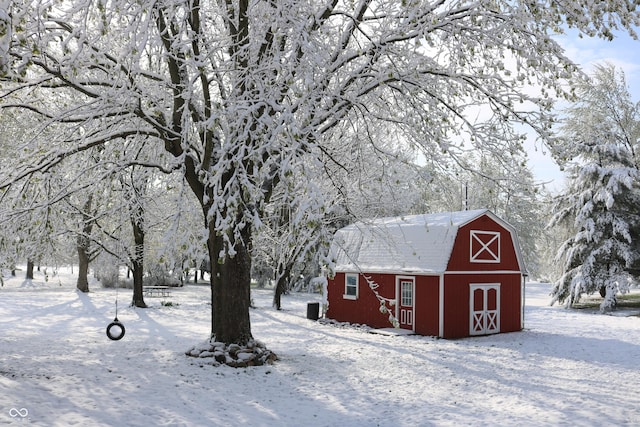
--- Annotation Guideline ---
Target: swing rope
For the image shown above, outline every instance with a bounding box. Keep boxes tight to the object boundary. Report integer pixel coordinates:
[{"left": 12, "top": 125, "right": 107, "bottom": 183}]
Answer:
[{"left": 114, "top": 284, "right": 119, "bottom": 320}]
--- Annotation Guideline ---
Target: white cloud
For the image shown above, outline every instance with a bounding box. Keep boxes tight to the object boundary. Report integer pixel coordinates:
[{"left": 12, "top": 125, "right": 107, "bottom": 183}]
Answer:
[{"left": 554, "top": 29, "right": 640, "bottom": 95}]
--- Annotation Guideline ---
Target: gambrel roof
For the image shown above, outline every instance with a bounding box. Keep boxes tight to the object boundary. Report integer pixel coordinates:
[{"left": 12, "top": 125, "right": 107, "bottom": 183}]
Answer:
[{"left": 330, "top": 209, "right": 525, "bottom": 274}]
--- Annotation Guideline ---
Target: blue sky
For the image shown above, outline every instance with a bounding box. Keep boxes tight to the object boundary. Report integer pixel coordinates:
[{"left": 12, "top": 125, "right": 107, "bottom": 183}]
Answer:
[{"left": 527, "top": 29, "right": 640, "bottom": 192}]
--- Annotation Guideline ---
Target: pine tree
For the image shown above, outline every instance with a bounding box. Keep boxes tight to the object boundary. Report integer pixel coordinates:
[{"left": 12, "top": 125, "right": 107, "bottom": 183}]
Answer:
[{"left": 550, "top": 64, "right": 640, "bottom": 311}]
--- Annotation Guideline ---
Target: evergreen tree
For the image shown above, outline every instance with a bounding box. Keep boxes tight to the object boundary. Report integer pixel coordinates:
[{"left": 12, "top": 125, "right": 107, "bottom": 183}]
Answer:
[{"left": 550, "top": 64, "right": 640, "bottom": 311}]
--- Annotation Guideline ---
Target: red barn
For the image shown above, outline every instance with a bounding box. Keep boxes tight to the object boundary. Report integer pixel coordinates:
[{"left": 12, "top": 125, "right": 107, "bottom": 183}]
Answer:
[{"left": 325, "top": 209, "right": 527, "bottom": 338}]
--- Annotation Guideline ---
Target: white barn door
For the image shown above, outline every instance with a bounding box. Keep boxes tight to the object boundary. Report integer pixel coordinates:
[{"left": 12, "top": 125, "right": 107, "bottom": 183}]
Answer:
[{"left": 469, "top": 284, "right": 500, "bottom": 336}]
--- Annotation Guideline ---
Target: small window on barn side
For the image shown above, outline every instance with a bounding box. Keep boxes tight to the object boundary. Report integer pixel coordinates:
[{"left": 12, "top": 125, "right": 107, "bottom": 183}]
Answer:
[
  {"left": 344, "top": 274, "right": 358, "bottom": 300},
  {"left": 401, "top": 281, "right": 413, "bottom": 306}
]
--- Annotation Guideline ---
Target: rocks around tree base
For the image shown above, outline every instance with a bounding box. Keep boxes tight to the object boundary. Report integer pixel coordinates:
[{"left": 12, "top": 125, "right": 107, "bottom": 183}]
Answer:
[{"left": 185, "top": 338, "right": 277, "bottom": 368}]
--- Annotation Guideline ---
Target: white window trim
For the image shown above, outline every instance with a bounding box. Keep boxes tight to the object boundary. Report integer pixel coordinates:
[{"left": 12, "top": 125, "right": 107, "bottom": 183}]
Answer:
[
  {"left": 343, "top": 273, "right": 359, "bottom": 300},
  {"left": 400, "top": 280, "right": 413, "bottom": 306},
  {"left": 470, "top": 230, "right": 501, "bottom": 263}
]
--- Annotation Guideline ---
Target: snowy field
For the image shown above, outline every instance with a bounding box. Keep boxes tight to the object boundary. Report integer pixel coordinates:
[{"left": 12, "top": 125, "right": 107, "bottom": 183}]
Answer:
[{"left": 1, "top": 267, "right": 640, "bottom": 427}]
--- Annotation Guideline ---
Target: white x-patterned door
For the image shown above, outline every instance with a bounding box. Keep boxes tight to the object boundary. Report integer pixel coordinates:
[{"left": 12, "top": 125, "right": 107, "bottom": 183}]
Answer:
[{"left": 470, "top": 284, "right": 500, "bottom": 336}]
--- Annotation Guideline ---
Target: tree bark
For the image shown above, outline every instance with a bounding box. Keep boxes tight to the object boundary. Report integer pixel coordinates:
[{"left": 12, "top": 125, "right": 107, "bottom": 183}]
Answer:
[
  {"left": 76, "top": 240, "right": 90, "bottom": 292},
  {"left": 130, "top": 246, "right": 146, "bottom": 308},
  {"left": 130, "top": 201, "right": 147, "bottom": 308},
  {"left": 273, "top": 263, "right": 293, "bottom": 310},
  {"left": 131, "top": 260, "right": 146, "bottom": 307},
  {"left": 208, "top": 227, "right": 253, "bottom": 345},
  {"left": 76, "top": 195, "right": 94, "bottom": 293},
  {"left": 26, "top": 260, "right": 34, "bottom": 280},
  {"left": 273, "top": 275, "right": 285, "bottom": 311}
]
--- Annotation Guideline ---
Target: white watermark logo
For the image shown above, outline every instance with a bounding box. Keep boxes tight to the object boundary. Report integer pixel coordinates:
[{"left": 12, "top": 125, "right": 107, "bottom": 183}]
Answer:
[{"left": 9, "top": 408, "right": 29, "bottom": 419}]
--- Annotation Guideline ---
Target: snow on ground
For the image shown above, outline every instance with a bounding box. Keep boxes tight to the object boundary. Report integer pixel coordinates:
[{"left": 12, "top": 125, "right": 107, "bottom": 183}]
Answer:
[{"left": 1, "top": 267, "right": 640, "bottom": 426}]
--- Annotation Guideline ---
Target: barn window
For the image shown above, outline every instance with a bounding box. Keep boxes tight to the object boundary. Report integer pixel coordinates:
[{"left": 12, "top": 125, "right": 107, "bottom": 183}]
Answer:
[
  {"left": 401, "top": 281, "right": 413, "bottom": 306},
  {"left": 470, "top": 230, "right": 500, "bottom": 263},
  {"left": 344, "top": 274, "right": 358, "bottom": 300}
]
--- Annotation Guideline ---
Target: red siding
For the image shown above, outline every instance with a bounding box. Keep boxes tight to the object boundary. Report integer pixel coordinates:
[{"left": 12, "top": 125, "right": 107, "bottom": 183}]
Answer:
[
  {"left": 499, "top": 275, "right": 523, "bottom": 333},
  {"left": 326, "top": 272, "right": 396, "bottom": 329},
  {"left": 413, "top": 275, "right": 440, "bottom": 336},
  {"left": 442, "top": 277, "right": 469, "bottom": 338},
  {"left": 442, "top": 273, "right": 522, "bottom": 339},
  {"left": 327, "top": 273, "right": 442, "bottom": 335},
  {"left": 446, "top": 216, "right": 521, "bottom": 272},
  {"left": 328, "top": 269, "right": 523, "bottom": 338}
]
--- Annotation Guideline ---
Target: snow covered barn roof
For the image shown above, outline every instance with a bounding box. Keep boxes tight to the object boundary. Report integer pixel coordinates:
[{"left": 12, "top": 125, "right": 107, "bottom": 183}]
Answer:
[{"left": 330, "top": 209, "right": 523, "bottom": 274}]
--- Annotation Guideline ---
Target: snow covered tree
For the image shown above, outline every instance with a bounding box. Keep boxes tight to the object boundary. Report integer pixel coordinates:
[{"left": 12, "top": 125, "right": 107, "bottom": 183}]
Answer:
[
  {"left": 65, "top": 146, "right": 115, "bottom": 293},
  {"left": 0, "top": 108, "right": 65, "bottom": 271},
  {"left": 549, "top": 64, "right": 640, "bottom": 311},
  {"left": 414, "top": 148, "right": 546, "bottom": 278},
  {"left": 2, "top": 1, "right": 639, "bottom": 359},
  {"left": 85, "top": 140, "right": 184, "bottom": 305},
  {"left": 318, "top": 119, "right": 426, "bottom": 220},
  {"left": 74, "top": 192, "right": 98, "bottom": 292},
  {"left": 119, "top": 167, "right": 150, "bottom": 307},
  {"left": 468, "top": 153, "right": 544, "bottom": 278}
]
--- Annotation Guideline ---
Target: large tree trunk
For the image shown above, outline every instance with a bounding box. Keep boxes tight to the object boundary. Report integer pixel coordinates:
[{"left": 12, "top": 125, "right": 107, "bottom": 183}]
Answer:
[
  {"left": 273, "top": 263, "right": 293, "bottom": 310},
  {"left": 76, "top": 195, "right": 94, "bottom": 293},
  {"left": 131, "top": 262, "right": 145, "bottom": 307},
  {"left": 273, "top": 275, "right": 286, "bottom": 311},
  {"left": 208, "top": 227, "right": 253, "bottom": 345},
  {"left": 26, "top": 260, "right": 34, "bottom": 280},
  {"left": 130, "top": 220, "right": 146, "bottom": 308},
  {"left": 76, "top": 239, "right": 90, "bottom": 292},
  {"left": 128, "top": 179, "right": 147, "bottom": 308},
  {"left": 187, "top": 224, "right": 276, "bottom": 366}
]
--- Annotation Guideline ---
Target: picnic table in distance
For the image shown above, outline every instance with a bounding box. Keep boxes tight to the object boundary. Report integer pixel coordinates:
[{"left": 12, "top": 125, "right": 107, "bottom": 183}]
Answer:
[{"left": 143, "top": 286, "right": 172, "bottom": 297}]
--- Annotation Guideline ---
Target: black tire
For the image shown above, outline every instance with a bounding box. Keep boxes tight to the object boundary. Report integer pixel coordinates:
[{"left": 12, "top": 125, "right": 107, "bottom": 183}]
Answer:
[{"left": 106, "top": 320, "right": 126, "bottom": 341}]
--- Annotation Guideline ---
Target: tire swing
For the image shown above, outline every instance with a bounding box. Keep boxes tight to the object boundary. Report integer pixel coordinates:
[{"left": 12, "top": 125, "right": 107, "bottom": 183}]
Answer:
[
  {"left": 107, "top": 318, "right": 125, "bottom": 341},
  {"left": 106, "top": 286, "right": 126, "bottom": 341}
]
